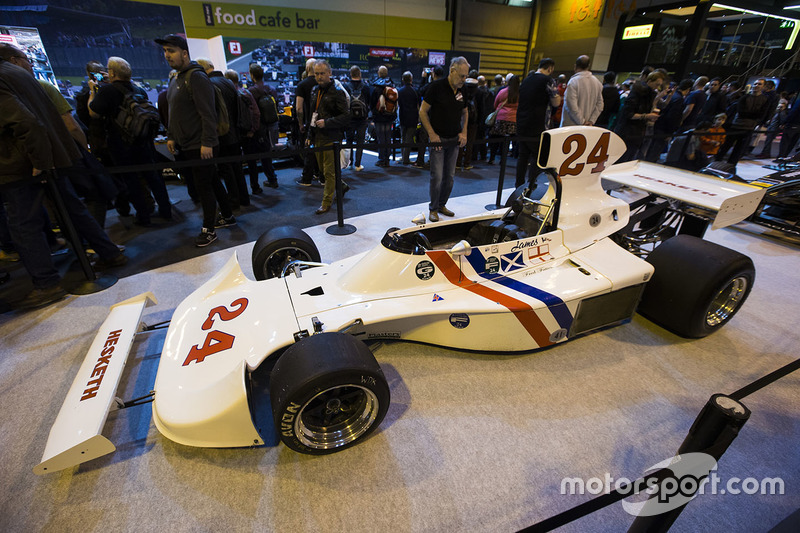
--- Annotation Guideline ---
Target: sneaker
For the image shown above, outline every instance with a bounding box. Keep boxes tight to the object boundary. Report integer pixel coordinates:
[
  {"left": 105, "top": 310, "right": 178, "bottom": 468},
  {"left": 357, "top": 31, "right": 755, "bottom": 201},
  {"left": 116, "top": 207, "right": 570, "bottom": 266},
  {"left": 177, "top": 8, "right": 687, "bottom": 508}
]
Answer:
[
  {"left": 195, "top": 229, "right": 217, "bottom": 247},
  {"left": 18, "top": 285, "right": 67, "bottom": 310},
  {"left": 214, "top": 215, "right": 237, "bottom": 229},
  {"left": 429, "top": 211, "right": 439, "bottom": 222},
  {"left": 463, "top": 165, "right": 474, "bottom": 170},
  {"left": 438, "top": 206, "right": 455, "bottom": 217},
  {"left": 251, "top": 186, "right": 263, "bottom": 195},
  {"left": 354, "top": 165, "right": 364, "bottom": 171},
  {"left": 93, "top": 253, "right": 128, "bottom": 271},
  {"left": 412, "top": 161, "right": 425, "bottom": 168},
  {"left": 263, "top": 180, "right": 279, "bottom": 189},
  {"left": 295, "top": 178, "right": 313, "bottom": 187}
]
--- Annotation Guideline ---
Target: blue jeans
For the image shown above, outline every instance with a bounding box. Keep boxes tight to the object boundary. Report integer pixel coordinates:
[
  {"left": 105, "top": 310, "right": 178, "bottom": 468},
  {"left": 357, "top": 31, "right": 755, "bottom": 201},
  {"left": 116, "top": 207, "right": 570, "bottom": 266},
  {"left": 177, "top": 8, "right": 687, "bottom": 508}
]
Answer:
[
  {"left": 429, "top": 137, "right": 459, "bottom": 211},
  {"left": 375, "top": 122, "right": 392, "bottom": 163},
  {"left": 4, "top": 173, "right": 119, "bottom": 288}
]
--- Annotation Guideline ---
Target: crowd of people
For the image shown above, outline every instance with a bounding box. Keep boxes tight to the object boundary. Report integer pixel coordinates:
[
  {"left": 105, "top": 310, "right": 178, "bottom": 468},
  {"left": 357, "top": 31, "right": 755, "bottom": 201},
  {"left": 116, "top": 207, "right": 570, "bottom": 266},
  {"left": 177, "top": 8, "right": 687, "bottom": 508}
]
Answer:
[{"left": 3, "top": 33, "right": 799, "bottom": 310}]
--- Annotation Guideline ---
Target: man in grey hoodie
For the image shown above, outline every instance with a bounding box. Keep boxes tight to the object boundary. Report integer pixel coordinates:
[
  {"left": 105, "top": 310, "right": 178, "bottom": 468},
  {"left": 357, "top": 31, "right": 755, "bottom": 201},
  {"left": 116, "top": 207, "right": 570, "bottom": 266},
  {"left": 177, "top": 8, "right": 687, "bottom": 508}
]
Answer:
[{"left": 156, "top": 34, "right": 234, "bottom": 247}]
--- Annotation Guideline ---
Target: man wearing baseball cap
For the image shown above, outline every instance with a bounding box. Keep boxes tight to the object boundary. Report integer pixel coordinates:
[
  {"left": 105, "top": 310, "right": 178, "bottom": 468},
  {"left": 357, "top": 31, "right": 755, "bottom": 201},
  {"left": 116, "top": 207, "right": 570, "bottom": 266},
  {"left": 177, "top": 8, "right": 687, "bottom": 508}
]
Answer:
[{"left": 155, "top": 34, "right": 235, "bottom": 247}]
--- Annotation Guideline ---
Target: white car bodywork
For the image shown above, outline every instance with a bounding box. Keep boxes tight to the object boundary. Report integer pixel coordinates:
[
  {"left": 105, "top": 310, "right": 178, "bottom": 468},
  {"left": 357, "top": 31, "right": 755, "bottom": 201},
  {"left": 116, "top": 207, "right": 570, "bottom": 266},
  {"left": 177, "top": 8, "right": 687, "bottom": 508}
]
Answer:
[{"left": 35, "top": 127, "right": 765, "bottom": 474}]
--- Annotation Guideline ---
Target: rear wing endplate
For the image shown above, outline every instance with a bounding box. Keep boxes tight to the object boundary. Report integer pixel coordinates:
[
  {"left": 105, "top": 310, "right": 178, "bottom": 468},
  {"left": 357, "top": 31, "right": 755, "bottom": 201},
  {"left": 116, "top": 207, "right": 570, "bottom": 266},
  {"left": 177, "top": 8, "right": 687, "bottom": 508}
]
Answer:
[
  {"left": 33, "top": 292, "right": 157, "bottom": 475},
  {"left": 601, "top": 161, "right": 766, "bottom": 229}
]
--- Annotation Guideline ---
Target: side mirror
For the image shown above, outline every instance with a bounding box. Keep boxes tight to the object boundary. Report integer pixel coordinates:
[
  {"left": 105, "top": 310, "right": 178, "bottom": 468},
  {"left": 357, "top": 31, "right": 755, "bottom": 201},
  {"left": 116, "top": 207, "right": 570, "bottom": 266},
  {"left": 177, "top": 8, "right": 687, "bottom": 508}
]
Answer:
[{"left": 449, "top": 240, "right": 472, "bottom": 257}]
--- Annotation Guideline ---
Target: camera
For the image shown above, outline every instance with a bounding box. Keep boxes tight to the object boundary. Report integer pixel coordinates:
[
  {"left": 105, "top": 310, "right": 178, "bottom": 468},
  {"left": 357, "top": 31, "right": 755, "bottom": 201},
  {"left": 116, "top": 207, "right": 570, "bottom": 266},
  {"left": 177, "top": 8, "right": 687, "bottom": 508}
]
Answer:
[{"left": 91, "top": 72, "right": 105, "bottom": 82}]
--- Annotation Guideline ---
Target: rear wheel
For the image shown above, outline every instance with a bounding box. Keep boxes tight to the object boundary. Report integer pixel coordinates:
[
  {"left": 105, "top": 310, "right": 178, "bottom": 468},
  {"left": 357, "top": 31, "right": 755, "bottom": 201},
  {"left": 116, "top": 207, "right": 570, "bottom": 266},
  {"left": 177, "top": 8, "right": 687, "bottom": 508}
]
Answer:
[
  {"left": 270, "top": 332, "right": 390, "bottom": 454},
  {"left": 252, "top": 226, "right": 320, "bottom": 280},
  {"left": 637, "top": 235, "right": 755, "bottom": 338}
]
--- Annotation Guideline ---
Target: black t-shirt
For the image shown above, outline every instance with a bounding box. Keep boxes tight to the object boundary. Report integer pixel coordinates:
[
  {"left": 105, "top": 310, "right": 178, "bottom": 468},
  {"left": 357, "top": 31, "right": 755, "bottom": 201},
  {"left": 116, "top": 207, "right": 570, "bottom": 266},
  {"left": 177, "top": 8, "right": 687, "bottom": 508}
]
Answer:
[
  {"left": 423, "top": 78, "right": 466, "bottom": 137},
  {"left": 295, "top": 75, "right": 317, "bottom": 125},
  {"left": 516, "top": 72, "right": 554, "bottom": 136}
]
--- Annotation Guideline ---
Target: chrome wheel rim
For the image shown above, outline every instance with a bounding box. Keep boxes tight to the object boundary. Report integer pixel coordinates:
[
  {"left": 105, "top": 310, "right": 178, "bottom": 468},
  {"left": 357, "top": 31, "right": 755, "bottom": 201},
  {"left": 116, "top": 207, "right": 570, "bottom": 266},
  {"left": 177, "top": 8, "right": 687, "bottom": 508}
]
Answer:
[
  {"left": 295, "top": 385, "right": 380, "bottom": 450},
  {"left": 706, "top": 276, "right": 748, "bottom": 327},
  {"left": 264, "top": 246, "right": 314, "bottom": 278}
]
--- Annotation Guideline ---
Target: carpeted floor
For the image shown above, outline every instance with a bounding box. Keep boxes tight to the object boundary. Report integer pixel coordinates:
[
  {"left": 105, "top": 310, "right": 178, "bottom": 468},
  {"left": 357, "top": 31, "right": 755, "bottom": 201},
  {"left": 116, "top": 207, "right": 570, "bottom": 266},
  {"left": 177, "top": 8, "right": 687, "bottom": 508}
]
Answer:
[{"left": 0, "top": 156, "right": 798, "bottom": 533}]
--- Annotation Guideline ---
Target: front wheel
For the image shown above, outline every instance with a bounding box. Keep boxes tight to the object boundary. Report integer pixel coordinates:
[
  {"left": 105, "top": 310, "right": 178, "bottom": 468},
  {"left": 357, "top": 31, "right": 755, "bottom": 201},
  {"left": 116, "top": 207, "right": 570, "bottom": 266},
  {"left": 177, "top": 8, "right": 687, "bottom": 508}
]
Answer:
[
  {"left": 270, "top": 332, "right": 390, "bottom": 454},
  {"left": 637, "top": 235, "right": 755, "bottom": 338},
  {"left": 252, "top": 226, "right": 320, "bottom": 280}
]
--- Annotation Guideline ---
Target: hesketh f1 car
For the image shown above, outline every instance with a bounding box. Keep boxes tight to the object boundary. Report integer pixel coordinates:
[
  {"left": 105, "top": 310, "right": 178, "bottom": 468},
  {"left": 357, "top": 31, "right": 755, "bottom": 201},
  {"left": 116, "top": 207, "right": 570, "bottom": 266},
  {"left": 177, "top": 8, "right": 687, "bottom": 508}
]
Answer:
[{"left": 34, "top": 127, "right": 767, "bottom": 475}]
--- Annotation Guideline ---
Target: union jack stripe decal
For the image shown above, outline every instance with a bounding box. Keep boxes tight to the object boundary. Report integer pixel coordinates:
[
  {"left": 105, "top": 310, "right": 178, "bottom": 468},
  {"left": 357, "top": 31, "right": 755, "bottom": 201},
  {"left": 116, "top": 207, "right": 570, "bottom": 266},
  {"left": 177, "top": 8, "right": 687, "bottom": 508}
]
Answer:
[{"left": 426, "top": 250, "right": 573, "bottom": 347}]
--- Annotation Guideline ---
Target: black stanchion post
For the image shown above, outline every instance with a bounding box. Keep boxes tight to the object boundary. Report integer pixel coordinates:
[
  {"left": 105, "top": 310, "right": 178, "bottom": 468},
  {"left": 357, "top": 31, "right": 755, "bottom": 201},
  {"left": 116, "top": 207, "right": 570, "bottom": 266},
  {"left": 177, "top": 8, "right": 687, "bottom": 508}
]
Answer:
[
  {"left": 326, "top": 142, "right": 356, "bottom": 236},
  {"left": 486, "top": 136, "right": 510, "bottom": 210},
  {"left": 627, "top": 394, "right": 750, "bottom": 533},
  {"left": 43, "top": 170, "right": 117, "bottom": 295}
]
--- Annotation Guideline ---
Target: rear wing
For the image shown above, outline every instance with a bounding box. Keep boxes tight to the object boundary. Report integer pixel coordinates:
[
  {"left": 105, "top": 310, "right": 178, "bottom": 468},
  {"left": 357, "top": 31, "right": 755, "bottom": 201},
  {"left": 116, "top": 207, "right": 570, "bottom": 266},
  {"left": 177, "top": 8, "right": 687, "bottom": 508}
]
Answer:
[
  {"left": 34, "top": 292, "right": 157, "bottom": 475},
  {"left": 601, "top": 161, "right": 766, "bottom": 229}
]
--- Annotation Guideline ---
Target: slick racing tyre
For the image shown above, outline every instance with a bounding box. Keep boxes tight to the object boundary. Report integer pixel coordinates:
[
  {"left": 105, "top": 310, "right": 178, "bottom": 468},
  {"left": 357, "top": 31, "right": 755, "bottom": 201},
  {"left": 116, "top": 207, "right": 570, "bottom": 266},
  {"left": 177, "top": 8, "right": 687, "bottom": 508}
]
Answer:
[
  {"left": 637, "top": 235, "right": 755, "bottom": 338},
  {"left": 252, "top": 226, "right": 320, "bottom": 280},
  {"left": 270, "top": 332, "right": 390, "bottom": 454}
]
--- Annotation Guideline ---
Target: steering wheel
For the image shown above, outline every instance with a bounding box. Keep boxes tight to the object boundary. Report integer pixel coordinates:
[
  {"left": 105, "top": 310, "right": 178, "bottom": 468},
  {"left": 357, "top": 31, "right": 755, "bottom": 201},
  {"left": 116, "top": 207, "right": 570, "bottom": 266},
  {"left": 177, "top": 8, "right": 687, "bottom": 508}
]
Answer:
[{"left": 413, "top": 231, "right": 432, "bottom": 254}]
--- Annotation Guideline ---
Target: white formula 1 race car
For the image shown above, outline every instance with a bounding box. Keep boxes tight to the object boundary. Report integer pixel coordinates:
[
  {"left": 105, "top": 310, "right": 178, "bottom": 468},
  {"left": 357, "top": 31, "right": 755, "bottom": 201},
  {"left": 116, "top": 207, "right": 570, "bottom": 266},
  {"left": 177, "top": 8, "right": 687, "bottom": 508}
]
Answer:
[{"left": 35, "top": 127, "right": 766, "bottom": 475}]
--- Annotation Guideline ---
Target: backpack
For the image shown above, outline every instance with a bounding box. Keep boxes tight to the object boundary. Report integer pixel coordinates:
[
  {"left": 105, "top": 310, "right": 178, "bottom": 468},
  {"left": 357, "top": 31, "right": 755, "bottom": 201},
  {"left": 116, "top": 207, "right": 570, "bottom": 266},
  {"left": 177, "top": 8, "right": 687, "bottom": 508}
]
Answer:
[
  {"left": 377, "top": 85, "right": 398, "bottom": 115},
  {"left": 350, "top": 97, "right": 368, "bottom": 120},
  {"left": 112, "top": 84, "right": 160, "bottom": 144},
  {"left": 235, "top": 88, "right": 256, "bottom": 133},
  {"left": 184, "top": 67, "right": 230, "bottom": 137},
  {"left": 345, "top": 81, "right": 369, "bottom": 120},
  {"left": 257, "top": 93, "right": 279, "bottom": 125}
]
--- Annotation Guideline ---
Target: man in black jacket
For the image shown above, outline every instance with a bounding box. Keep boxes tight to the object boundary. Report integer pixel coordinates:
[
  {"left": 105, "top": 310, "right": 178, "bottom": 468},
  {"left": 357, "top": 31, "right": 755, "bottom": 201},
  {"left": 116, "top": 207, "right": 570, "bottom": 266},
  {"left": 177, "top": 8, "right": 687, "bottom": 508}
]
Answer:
[
  {"left": 197, "top": 58, "right": 248, "bottom": 209},
  {"left": 88, "top": 56, "right": 172, "bottom": 225},
  {"left": 246, "top": 64, "right": 279, "bottom": 191},
  {"left": 614, "top": 71, "right": 665, "bottom": 162},
  {"left": 0, "top": 56, "right": 126, "bottom": 308},
  {"left": 595, "top": 71, "right": 620, "bottom": 129},
  {"left": 295, "top": 58, "right": 319, "bottom": 186},
  {"left": 308, "top": 60, "right": 350, "bottom": 214},
  {"left": 716, "top": 79, "right": 771, "bottom": 166},
  {"left": 696, "top": 78, "right": 726, "bottom": 125},
  {"left": 645, "top": 78, "right": 693, "bottom": 162},
  {"left": 156, "top": 34, "right": 235, "bottom": 247},
  {"left": 397, "top": 71, "right": 419, "bottom": 165},
  {"left": 343, "top": 66, "right": 371, "bottom": 171},
  {"left": 370, "top": 65, "right": 396, "bottom": 167}
]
